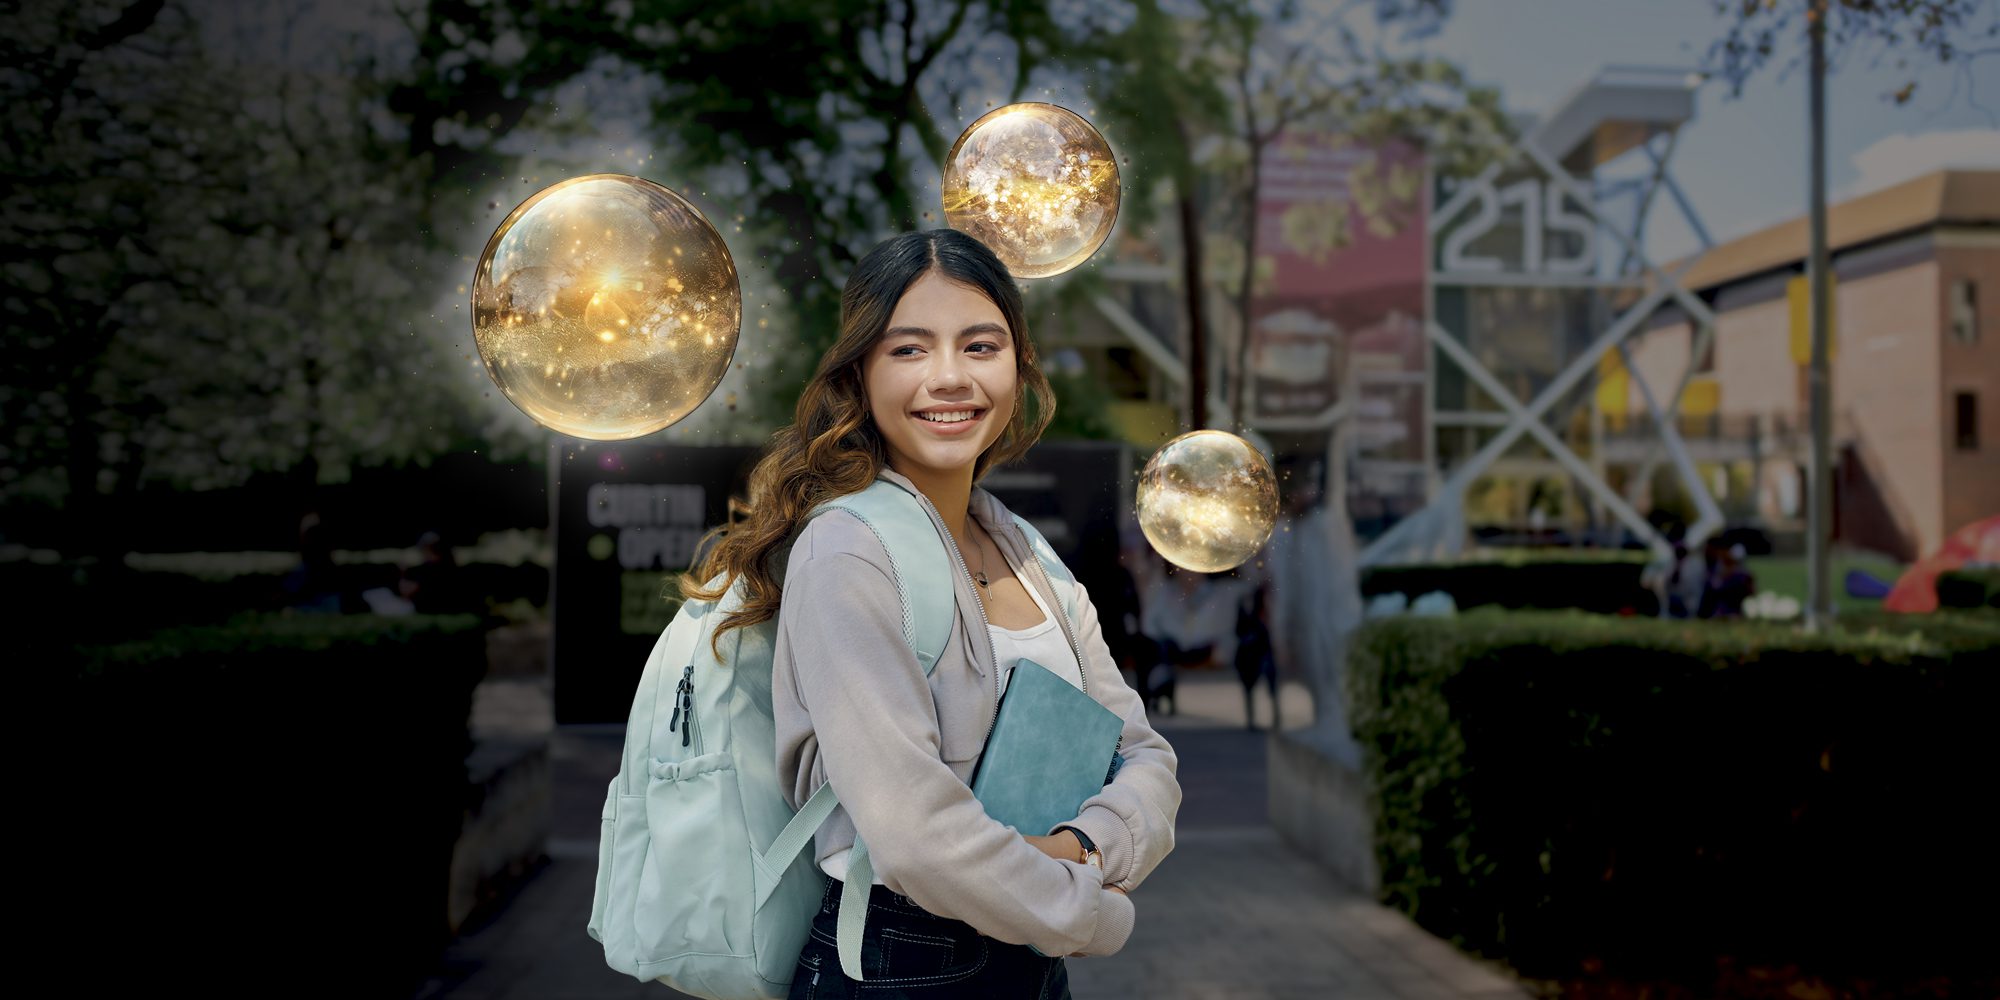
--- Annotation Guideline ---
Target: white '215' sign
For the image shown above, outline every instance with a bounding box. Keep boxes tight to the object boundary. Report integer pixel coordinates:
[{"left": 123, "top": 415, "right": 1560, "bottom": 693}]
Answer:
[{"left": 1437, "top": 178, "right": 1595, "bottom": 275}]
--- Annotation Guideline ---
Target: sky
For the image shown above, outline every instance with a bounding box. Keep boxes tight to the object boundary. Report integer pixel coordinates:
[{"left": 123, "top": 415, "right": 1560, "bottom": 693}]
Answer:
[{"left": 1421, "top": 0, "right": 2000, "bottom": 264}]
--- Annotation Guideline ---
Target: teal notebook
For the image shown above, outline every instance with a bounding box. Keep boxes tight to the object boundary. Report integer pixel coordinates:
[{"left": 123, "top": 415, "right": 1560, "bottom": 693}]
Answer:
[{"left": 969, "top": 658, "right": 1125, "bottom": 836}]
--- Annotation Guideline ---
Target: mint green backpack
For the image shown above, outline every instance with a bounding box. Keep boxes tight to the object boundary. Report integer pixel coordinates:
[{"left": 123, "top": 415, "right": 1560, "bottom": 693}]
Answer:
[{"left": 586, "top": 479, "right": 1083, "bottom": 998}]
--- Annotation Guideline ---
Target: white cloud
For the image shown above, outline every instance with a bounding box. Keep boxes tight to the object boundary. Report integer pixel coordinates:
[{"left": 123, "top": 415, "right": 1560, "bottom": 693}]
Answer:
[{"left": 1841, "top": 128, "right": 2000, "bottom": 199}]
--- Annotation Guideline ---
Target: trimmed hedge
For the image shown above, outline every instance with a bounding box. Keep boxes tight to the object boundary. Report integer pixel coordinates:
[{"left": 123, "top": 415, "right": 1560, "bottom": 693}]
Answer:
[
  {"left": 1362, "top": 557, "right": 1655, "bottom": 615},
  {"left": 1347, "top": 611, "right": 1999, "bottom": 980},
  {"left": 62, "top": 614, "right": 488, "bottom": 994},
  {"left": 12, "top": 560, "right": 547, "bottom": 643},
  {"left": 1936, "top": 568, "right": 2000, "bottom": 610}
]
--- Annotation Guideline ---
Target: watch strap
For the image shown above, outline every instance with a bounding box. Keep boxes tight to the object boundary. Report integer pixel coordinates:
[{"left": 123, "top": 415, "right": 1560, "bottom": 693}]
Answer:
[
  {"left": 1055, "top": 825, "right": 1098, "bottom": 866},
  {"left": 1053, "top": 825, "right": 1094, "bottom": 852}
]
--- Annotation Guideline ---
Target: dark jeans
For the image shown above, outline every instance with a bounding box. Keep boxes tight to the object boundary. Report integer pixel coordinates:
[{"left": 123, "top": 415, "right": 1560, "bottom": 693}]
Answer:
[{"left": 789, "top": 877, "right": 1072, "bottom": 1000}]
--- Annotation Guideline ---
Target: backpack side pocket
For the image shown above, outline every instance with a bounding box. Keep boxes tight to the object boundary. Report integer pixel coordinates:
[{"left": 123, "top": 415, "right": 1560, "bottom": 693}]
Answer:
[
  {"left": 633, "top": 750, "right": 755, "bottom": 979},
  {"left": 586, "top": 776, "right": 618, "bottom": 947},
  {"left": 596, "top": 782, "right": 654, "bottom": 978}
]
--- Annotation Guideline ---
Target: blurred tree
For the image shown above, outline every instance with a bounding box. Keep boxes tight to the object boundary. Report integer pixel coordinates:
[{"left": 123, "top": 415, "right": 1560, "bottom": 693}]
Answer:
[
  {"left": 1079, "top": 0, "right": 1509, "bottom": 744},
  {"left": 1, "top": 0, "right": 486, "bottom": 555},
  {"left": 1086, "top": 0, "right": 1508, "bottom": 432},
  {"left": 1038, "top": 365, "right": 1121, "bottom": 441},
  {"left": 1083, "top": 0, "right": 1232, "bottom": 433},
  {"left": 1211, "top": 1, "right": 1508, "bottom": 431},
  {"left": 1704, "top": 0, "right": 2000, "bottom": 106},
  {"left": 385, "top": 0, "right": 1120, "bottom": 429}
]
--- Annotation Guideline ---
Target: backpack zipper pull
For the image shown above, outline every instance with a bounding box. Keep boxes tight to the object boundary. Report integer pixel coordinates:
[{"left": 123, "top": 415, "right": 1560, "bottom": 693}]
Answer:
[
  {"left": 668, "top": 664, "right": 693, "bottom": 736},
  {"left": 680, "top": 685, "right": 694, "bottom": 747}
]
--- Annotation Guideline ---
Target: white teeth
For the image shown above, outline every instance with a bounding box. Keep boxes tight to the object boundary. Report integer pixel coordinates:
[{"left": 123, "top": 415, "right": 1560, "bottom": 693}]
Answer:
[{"left": 917, "top": 410, "right": 978, "bottom": 423}]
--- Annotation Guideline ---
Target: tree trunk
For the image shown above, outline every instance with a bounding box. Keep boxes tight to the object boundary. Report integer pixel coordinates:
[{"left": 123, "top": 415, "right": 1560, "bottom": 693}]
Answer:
[
  {"left": 1231, "top": 141, "right": 1263, "bottom": 431},
  {"left": 1178, "top": 192, "right": 1208, "bottom": 431}
]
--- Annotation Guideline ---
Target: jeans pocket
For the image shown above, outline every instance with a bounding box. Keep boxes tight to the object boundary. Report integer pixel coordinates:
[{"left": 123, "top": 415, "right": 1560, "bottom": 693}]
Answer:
[
  {"left": 862, "top": 921, "right": 988, "bottom": 987},
  {"left": 791, "top": 947, "right": 831, "bottom": 1000},
  {"left": 1038, "top": 955, "right": 1072, "bottom": 1000}
]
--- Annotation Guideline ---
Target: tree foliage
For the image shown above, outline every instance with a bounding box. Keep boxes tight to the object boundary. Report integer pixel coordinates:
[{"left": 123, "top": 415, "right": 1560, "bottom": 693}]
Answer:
[
  {"left": 1, "top": 0, "right": 485, "bottom": 547},
  {"left": 2, "top": 0, "right": 1519, "bottom": 557},
  {"left": 1704, "top": 0, "right": 2000, "bottom": 105},
  {"left": 386, "top": 0, "right": 1117, "bottom": 427},
  {"left": 1085, "top": 0, "right": 1509, "bottom": 430}
]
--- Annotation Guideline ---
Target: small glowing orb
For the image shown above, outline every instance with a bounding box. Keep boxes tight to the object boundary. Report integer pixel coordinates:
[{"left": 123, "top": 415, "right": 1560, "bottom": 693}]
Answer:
[
  {"left": 1136, "top": 431, "right": 1279, "bottom": 573},
  {"left": 941, "top": 103, "right": 1120, "bottom": 279},
  {"left": 472, "top": 174, "right": 739, "bottom": 440}
]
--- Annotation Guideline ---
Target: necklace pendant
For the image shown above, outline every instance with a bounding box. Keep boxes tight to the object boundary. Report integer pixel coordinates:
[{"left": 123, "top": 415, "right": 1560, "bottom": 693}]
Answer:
[{"left": 974, "top": 571, "right": 990, "bottom": 588}]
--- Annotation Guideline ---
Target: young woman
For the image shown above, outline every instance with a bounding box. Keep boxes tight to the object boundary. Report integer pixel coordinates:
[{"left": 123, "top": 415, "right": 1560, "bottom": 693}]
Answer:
[{"left": 682, "top": 229, "right": 1181, "bottom": 999}]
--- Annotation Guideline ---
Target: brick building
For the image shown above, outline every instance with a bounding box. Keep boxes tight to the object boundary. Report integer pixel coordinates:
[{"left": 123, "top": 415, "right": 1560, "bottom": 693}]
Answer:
[{"left": 1615, "top": 169, "right": 1999, "bottom": 561}]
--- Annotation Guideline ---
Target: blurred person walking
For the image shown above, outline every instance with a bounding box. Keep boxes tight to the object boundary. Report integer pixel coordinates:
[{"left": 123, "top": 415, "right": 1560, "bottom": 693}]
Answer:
[
  {"left": 281, "top": 511, "right": 348, "bottom": 613},
  {"left": 1699, "top": 543, "right": 1756, "bottom": 619},
  {"left": 1232, "top": 578, "right": 1279, "bottom": 731}
]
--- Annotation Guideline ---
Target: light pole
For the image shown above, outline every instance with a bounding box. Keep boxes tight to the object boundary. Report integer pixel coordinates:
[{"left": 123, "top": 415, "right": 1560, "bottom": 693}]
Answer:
[{"left": 1806, "top": 0, "right": 1834, "bottom": 628}]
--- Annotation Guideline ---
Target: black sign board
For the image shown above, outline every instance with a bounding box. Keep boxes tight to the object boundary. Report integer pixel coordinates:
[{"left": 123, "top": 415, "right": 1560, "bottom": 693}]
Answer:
[
  {"left": 552, "top": 441, "right": 1132, "bottom": 724},
  {"left": 552, "top": 442, "right": 759, "bottom": 724}
]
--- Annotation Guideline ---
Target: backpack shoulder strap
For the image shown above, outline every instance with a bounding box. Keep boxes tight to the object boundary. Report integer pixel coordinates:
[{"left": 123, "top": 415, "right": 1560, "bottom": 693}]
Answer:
[
  {"left": 811, "top": 479, "right": 954, "bottom": 675},
  {"left": 795, "top": 479, "right": 959, "bottom": 981},
  {"left": 1009, "top": 513, "right": 1079, "bottom": 622}
]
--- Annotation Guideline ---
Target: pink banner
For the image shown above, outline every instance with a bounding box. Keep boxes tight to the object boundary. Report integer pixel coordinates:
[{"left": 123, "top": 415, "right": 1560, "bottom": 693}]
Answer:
[{"left": 1249, "top": 133, "right": 1427, "bottom": 429}]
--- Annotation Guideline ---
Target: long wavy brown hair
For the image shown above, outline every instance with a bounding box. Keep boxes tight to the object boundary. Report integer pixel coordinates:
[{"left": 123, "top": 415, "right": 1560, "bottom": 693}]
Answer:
[{"left": 681, "top": 229, "right": 1056, "bottom": 656}]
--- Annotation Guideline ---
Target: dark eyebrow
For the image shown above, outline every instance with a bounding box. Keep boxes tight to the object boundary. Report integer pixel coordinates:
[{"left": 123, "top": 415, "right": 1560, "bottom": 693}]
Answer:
[{"left": 883, "top": 323, "right": 1009, "bottom": 340}]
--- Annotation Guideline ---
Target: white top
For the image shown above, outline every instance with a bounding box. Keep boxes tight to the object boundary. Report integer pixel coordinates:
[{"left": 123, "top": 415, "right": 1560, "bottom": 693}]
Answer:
[
  {"left": 819, "top": 544, "right": 1082, "bottom": 885},
  {"left": 989, "top": 552, "right": 1083, "bottom": 698}
]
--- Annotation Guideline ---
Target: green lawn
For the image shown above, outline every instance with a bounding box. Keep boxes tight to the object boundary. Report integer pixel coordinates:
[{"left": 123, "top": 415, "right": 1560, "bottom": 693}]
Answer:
[{"left": 1746, "top": 549, "right": 1906, "bottom": 615}]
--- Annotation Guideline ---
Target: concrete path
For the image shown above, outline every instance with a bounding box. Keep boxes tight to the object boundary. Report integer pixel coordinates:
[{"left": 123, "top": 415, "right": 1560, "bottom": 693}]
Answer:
[{"left": 412, "top": 669, "right": 1527, "bottom": 1000}]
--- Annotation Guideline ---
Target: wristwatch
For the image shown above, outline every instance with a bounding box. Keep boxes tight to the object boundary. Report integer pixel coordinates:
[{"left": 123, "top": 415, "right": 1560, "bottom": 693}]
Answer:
[{"left": 1055, "top": 826, "right": 1102, "bottom": 873}]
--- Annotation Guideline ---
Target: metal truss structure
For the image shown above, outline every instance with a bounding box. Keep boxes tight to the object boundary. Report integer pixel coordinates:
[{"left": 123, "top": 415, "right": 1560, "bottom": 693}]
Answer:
[
  {"left": 1079, "top": 66, "right": 1730, "bottom": 567},
  {"left": 1362, "top": 65, "right": 1727, "bottom": 566}
]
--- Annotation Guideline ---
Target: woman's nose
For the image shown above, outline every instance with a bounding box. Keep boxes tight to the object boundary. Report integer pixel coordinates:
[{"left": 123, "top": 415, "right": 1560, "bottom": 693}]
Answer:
[{"left": 925, "top": 354, "right": 970, "bottom": 393}]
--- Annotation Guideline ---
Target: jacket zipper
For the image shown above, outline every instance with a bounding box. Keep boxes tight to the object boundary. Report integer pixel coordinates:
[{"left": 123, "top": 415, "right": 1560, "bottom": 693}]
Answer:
[
  {"left": 901, "top": 482, "right": 1124, "bottom": 766},
  {"left": 1012, "top": 530, "right": 1088, "bottom": 696},
  {"left": 905, "top": 488, "right": 1005, "bottom": 745},
  {"left": 1010, "top": 521, "right": 1123, "bottom": 761}
]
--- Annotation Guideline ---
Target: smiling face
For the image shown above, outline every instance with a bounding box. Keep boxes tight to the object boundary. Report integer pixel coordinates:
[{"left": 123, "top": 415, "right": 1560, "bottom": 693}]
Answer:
[{"left": 861, "top": 269, "right": 1019, "bottom": 485}]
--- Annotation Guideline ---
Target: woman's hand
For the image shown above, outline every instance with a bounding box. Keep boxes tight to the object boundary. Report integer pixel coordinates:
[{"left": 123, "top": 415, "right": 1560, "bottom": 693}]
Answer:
[
  {"left": 1022, "top": 832, "right": 1081, "bottom": 864},
  {"left": 1023, "top": 831, "right": 1128, "bottom": 895}
]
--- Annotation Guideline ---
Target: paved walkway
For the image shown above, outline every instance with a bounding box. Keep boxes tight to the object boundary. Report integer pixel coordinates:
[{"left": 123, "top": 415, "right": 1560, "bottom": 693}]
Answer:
[{"left": 413, "top": 669, "right": 1526, "bottom": 1000}]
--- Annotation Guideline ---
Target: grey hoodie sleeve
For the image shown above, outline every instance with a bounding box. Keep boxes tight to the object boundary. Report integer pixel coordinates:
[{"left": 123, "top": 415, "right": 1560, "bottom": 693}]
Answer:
[
  {"left": 772, "top": 518, "right": 1135, "bottom": 957},
  {"left": 1039, "top": 571, "right": 1182, "bottom": 891}
]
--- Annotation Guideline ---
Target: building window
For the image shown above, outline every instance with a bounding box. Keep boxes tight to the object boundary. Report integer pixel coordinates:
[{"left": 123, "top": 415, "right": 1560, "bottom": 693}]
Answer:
[
  {"left": 1950, "top": 279, "right": 1978, "bottom": 344},
  {"left": 1693, "top": 325, "right": 1717, "bottom": 374},
  {"left": 1956, "top": 391, "right": 1979, "bottom": 451}
]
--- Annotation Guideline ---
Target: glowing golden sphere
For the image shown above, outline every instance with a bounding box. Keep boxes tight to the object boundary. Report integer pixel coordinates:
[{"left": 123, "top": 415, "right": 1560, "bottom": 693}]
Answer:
[
  {"left": 1136, "top": 431, "right": 1280, "bottom": 573},
  {"left": 941, "top": 103, "right": 1119, "bottom": 279},
  {"left": 472, "top": 174, "right": 739, "bottom": 440}
]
